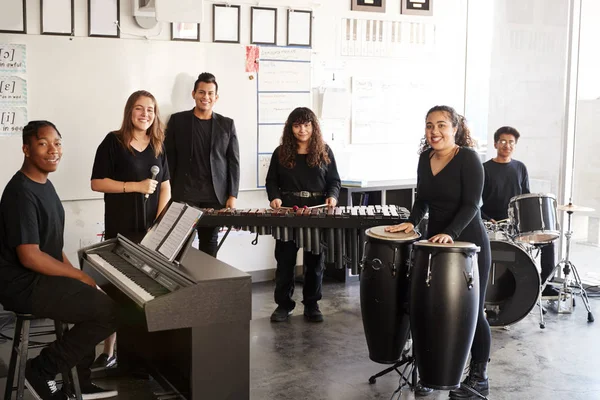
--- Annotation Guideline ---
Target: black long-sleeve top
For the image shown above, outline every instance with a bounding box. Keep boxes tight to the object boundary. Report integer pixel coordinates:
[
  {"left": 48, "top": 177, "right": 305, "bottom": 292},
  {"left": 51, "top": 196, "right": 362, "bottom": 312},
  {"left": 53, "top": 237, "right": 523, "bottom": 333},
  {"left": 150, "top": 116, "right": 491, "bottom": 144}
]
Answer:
[
  {"left": 481, "top": 159, "right": 529, "bottom": 221},
  {"left": 265, "top": 146, "right": 341, "bottom": 208},
  {"left": 408, "top": 147, "right": 484, "bottom": 240}
]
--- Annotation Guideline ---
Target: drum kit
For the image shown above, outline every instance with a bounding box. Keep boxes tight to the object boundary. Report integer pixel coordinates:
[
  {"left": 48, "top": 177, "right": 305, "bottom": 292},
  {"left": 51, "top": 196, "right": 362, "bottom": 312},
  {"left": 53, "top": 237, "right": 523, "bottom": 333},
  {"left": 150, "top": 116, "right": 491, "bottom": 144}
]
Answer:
[
  {"left": 358, "top": 193, "right": 595, "bottom": 398},
  {"left": 485, "top": 193, "right": 594, "bottom": 328}
]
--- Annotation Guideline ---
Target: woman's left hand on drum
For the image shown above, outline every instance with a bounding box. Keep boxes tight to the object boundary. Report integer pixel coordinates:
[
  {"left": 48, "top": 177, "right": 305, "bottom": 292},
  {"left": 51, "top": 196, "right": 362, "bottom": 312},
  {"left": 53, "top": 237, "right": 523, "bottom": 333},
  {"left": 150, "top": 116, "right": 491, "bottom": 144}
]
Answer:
[
  {"left": 429, "top": 233, "right": 454, "bottom": 244},
  {"left": 385, "top": 222, "right": 414, "bottom": 233}
]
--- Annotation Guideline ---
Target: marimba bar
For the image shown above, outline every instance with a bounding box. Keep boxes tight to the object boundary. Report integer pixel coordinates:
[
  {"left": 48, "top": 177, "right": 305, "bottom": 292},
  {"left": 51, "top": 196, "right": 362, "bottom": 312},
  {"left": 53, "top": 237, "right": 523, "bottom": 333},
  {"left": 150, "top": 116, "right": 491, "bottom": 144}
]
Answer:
[{"left": 197, "top": 205, "right": 410, "bottom": 274}]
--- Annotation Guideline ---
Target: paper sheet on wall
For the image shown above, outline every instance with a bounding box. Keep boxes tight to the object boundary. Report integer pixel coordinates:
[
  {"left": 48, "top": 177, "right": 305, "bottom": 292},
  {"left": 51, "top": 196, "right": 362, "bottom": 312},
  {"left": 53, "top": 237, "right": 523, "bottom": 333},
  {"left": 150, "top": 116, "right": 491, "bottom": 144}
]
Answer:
[
  {"left": 351, "top": 77, "right": 431, "bottom": 145},
  {"left": 258, "top": 124, "right": 282, "bottom": 154},
  {"left": 0, "top": 76, "right": 27, "bottom": 106},
  {"left": 321, "top": 88, "right": 350, "bottom": 120},
  {"left": 257, "top": 154, "right": 272, "bottom": 188},
  {"left": 0, "top": 106, "right": 27, "bottom": 137},
  {"left": 0, "top": 44, "right": 26, "bottom": 74},
  {"left": 258, "top": 92, "right": 311, "bottom": 124}
]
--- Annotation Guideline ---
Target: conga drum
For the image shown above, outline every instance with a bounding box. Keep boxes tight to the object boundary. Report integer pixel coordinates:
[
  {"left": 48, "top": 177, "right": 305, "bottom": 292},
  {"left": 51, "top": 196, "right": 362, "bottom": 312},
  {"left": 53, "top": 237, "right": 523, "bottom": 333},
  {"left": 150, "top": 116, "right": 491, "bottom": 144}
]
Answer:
[
  {"left": 410, "top": 240, "right": 480, "bottom": 389},
  {"left": 360, "top": 226, "right": 420, "bottom": 364}
]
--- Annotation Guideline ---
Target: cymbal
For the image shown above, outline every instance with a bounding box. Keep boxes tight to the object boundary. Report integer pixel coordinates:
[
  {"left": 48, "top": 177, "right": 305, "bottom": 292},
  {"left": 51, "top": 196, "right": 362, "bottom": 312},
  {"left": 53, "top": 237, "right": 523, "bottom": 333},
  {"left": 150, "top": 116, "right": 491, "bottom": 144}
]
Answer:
[{"left": 557, "top": 204, "right": 595, "bottom": 212}]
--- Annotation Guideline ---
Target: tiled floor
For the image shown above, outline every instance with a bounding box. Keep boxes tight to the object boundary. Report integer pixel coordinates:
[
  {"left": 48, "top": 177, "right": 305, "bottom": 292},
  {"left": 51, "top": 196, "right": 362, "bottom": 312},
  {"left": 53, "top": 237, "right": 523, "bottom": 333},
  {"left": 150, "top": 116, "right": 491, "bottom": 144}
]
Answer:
[{"left": 0, "top": 277, "right": 599, "bottom": 400}]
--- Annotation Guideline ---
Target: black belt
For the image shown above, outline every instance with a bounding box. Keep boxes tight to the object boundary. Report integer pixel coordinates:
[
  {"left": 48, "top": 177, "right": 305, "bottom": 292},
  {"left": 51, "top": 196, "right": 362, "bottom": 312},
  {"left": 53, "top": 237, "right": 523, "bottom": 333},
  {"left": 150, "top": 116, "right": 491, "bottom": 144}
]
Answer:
[{"left": 282, "top": 191, "right": 325, "bottom": 198}]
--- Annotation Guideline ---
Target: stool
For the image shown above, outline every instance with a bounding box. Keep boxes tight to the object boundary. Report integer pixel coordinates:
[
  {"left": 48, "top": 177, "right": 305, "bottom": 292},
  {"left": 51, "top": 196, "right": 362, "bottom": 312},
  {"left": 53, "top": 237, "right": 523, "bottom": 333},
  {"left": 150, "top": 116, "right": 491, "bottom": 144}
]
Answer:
[{"left": 3, "top": 313, "right": 82, "bottom": 400}]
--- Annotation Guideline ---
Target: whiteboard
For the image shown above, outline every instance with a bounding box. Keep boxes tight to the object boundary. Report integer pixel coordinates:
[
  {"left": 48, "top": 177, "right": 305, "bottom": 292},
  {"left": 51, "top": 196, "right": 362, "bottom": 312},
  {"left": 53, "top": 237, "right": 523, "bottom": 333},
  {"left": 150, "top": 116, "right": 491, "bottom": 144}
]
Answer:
[
  {"left": 351, "top": 77, "right": 434, "bottom": 145},
  {"left": 258, "top": 124, "right": 282, "bottom": 153},
  {"left": 258, "top": 92, "right": 311, "bottom": 124},
  {"left": 258, "top": 60, "right": 311, "bottom": 92},
  {"left": 0, "top": 35, "right": 257, "bottom": 200}
]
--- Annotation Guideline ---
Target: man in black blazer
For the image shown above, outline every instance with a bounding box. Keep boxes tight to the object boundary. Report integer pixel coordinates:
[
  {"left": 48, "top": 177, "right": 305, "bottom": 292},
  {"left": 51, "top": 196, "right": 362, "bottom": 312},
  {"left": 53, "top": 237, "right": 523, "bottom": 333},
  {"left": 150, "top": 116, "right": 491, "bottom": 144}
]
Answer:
[{"left": 165, "top": 72, "right": 240, "bottom": 257}]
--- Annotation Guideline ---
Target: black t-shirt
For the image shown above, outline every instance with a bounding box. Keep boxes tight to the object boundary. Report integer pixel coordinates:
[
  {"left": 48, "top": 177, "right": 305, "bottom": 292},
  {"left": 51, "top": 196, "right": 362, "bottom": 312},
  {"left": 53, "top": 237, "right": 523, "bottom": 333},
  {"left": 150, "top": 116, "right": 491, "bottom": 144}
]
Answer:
[
  {"left": 265, "top": 146, "right": 341, "bottom": 208},
  {"left": 183, "top": 117, "right": 218, "bottom": 204},
  {"left": 0, "top": 171, "right": 65, "bottom": 303},
  {"left": 91, "top": 132, "right": 170, "bottom": 240},
  {"left": 481, "top": 159, "right": 529, "bottom": 221},
  {"left": 408, "top": 147, "right": 485, "bottom": 241}
]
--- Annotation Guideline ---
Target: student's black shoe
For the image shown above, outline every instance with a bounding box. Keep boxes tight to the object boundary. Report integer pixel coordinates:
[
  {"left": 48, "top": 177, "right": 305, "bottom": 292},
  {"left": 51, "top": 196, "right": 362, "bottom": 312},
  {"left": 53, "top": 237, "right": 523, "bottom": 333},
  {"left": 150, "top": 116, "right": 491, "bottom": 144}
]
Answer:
[
  {"left": 303, "top": 304, "right": 324, "bottom": 322},
  {"left": 90, "top": 353, "right": 117, "bottom": 369},
  {"left": 80, "top": 382, "right": 118, "bottom": 399},
  {"left": 25, "top": 360, "right": 66, "bottom": 400},
  {"left": 449, "top": 361, "right": 489, "bottom": 399},
  {"left": 415, "top": 382, "right": 435, "bottom": 397},
  {"left": 542, "top": 285, "right": 560, "bottom": 297},
  {"left": 270, "top": 306, "right": 293, "bottom": 322}
]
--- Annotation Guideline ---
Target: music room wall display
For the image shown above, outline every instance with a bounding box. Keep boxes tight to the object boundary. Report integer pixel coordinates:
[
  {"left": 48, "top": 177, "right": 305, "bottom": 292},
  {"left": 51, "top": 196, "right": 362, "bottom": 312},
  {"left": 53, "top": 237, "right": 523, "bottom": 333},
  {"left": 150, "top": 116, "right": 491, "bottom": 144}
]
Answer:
[
  {"left": 41, "top": 0, "right": 74, "bottom": 36},
  {"left": 401, "top": 0, "right": 433, "bottom": 16},
  {"left": 213, "top": 4, "right": 241, "bottom": 43},
  {"left": 0, "top": 0, "right": 26, "bottom": 33},
  {"left": 171, "top": 23, "right": 200, "bottom": 41},
  {"left": 351, "top": 0, "right": 386, "bottom": 13},
  {"left": 88, "top": 0, "right": 120, "bottom": 37},
  {"left": 251, "top": 7, "right": 277, "bottom": 45},
  {"left": 287, "top": 9, "right": 312, "bottom": 47}
]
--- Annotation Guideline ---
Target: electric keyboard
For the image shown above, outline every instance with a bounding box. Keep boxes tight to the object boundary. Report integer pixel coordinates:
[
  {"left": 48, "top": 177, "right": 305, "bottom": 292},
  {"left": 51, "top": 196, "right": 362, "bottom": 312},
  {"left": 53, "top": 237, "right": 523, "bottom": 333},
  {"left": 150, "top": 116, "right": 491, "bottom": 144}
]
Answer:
[{"left": 79, "top": 235, "right": 251, "bottom": 399}]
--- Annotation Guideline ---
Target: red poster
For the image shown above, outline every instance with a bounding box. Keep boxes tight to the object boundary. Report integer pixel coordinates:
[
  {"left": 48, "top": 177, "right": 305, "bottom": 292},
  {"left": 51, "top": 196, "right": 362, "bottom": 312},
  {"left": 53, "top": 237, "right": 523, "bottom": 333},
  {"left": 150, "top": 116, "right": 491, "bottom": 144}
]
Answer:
[{"left": 245, "top": 46, "right": 259, "bottom": 73}]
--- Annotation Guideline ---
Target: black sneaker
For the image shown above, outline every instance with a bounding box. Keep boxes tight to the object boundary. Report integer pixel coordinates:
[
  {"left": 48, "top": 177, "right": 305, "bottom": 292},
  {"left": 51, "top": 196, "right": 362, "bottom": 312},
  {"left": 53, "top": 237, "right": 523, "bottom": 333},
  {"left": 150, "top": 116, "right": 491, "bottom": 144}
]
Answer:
[
  {"left": 90, "top": 353, "right": 117, "bottom": 369},
  {"left": 270, "top": 306, "right": 293, "bottom": 322},
  {"left": 25, "top": 360, "right": 67, "bottom": 399},
  {"left": 80, "top": 382, "right": 118, "bottom": 399},
  {"left": 415, "top": 382, "right": 434, "bottom": 397},
  {"left": 542, "top": 285, "right": 560, "bottom": 297},
  {"left": 304, "top": 304, "right": 324, "bottom": 323}
]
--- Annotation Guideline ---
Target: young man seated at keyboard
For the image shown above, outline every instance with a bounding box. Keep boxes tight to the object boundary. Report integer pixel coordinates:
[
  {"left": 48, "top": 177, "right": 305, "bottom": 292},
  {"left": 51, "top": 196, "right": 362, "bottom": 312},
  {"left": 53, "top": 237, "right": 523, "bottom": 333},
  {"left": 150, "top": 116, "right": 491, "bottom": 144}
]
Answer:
[{"left": 0, "top": 121, "right": 118, "bottom": 400}]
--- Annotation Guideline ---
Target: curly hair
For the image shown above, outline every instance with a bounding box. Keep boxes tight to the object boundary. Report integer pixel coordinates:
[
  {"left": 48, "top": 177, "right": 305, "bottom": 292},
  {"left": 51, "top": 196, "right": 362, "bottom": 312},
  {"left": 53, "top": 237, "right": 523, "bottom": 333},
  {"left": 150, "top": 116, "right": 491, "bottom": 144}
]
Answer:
[
  {"left": 418, "top": 105, "right": 474, "bottom": 154},
  {"left": 279, "top": 107, "right": 331, "bottom": 168}
]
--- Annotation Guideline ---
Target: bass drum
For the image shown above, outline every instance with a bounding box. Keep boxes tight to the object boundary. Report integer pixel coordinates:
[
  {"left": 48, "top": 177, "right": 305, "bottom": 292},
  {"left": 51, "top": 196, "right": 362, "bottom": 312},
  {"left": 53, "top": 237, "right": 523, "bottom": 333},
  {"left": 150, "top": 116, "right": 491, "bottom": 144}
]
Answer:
[{"left": 485, "top": 240, "right": 541, "bottom": 327}]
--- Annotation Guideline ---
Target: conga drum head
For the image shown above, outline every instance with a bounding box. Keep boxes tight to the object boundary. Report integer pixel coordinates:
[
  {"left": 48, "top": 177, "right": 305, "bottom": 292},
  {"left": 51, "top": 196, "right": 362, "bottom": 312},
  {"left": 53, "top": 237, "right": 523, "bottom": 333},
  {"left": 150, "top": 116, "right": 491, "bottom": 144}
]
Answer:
[{"left": 366, "top": 226, "right": 421, "bottom": 242}]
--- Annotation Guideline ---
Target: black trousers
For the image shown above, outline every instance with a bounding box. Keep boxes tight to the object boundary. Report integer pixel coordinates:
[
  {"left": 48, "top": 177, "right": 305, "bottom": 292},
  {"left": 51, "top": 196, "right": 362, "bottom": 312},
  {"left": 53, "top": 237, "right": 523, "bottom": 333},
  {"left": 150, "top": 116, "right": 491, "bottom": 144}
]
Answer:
[
  {"left": 7, "top": 275, "right": 118, "bottom": 382},
  {"left": 274, "top": 240, "right": 324, "bottom": 310},
  {"left": 540, "top": 242, "right": 556, "bottom": 283},
  {"left": 188, "top": 201, "right": 222, "bottom": 257}
]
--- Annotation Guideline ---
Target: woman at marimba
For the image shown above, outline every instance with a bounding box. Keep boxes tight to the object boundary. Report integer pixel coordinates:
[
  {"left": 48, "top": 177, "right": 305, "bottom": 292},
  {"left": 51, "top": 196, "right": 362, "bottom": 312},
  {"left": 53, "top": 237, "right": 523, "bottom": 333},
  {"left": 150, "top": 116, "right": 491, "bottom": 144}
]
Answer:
[
  {"left": 265, "top": 107, "right": 341, "bottom": 323},
  {"left": 387, "top": 105, "right": 491, "bottom": 399}
]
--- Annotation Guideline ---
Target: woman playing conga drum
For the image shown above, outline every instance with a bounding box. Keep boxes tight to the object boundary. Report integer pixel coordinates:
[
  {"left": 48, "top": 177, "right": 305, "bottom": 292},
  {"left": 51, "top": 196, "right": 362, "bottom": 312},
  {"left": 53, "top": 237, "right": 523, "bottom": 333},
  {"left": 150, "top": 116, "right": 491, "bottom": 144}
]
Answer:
[{"left": 387, "top": 105, "right": 491, "bottom": 399}]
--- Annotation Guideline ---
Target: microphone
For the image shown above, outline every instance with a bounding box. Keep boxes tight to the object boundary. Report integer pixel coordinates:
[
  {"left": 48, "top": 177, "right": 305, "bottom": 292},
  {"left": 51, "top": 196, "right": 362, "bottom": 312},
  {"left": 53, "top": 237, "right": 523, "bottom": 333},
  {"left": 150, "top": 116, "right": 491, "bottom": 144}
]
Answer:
[{"left": 145, "top": 165, "right": 160, "bottom": 199}]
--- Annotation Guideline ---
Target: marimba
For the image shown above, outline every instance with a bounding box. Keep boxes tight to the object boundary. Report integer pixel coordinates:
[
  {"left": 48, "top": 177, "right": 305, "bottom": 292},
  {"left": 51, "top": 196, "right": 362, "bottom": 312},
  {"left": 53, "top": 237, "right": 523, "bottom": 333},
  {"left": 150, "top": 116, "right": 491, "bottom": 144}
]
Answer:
[{"left": 196, "top": 205, "right": 410, "bottom": 273}]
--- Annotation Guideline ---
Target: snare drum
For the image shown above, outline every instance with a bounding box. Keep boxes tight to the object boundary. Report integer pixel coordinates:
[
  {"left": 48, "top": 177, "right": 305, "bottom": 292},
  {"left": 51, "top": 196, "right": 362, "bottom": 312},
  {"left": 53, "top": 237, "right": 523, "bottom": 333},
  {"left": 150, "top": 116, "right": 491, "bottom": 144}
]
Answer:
[
  {"left": 410, "top": 240, "right": 480, "bottom": 390},
  {"left": 508, "top": 193, "right": 560, "bottom": 244},
  {"left": 360, "top": 226, "right": 420, "bottom": 364},
  {"left": 485, "top": 239, "right": 540, "bottom": 326}
]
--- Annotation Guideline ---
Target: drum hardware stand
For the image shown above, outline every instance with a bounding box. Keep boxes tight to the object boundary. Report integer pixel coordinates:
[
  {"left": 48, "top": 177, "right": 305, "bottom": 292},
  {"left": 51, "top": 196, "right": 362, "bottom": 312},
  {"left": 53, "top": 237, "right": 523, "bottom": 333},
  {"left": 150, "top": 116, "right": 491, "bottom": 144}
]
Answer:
[
  {"left": 368, "top": 355, "right": 418, "bottom": 398},
  {"left": 545, "top": 207, "right": 594, "bottom": 322}
]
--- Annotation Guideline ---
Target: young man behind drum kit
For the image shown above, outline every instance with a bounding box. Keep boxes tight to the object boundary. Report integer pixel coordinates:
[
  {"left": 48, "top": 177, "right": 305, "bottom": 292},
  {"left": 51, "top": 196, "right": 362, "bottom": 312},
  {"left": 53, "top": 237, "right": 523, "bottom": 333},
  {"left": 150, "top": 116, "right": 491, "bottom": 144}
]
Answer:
[{"left": 481, "top": 126, "right": 558, "bottom": 296}]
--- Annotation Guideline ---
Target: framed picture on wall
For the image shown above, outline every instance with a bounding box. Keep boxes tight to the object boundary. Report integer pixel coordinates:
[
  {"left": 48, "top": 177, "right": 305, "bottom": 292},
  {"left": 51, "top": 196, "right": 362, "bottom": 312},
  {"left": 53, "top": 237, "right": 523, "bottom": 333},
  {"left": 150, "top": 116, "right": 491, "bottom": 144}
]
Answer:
[
  {"left": 88, "top": 0, "right": 119, "bottom": 37},
  {"left": 251, "top": 7, "right": 277, "bottom": 45},
  {"left": 351, "top": 0, "right": 386, "bottom": 13},
  {"left": 171, "top": 22, "right": 200, "bottom": 41},
  {"left": 401, "top": 0, "right": 433, "bottom": 16},
  {"left": 287, "top": 9, "right": 312, "bottom": 47},
  {"left": 0, "top": 0, "right": 26, "bottom": 34},
  {"left": 41, "top": 0, "right": 74, "bottom": 36},
  {"left": 213, "top": 4, "right": 241, "bottom": 43}
]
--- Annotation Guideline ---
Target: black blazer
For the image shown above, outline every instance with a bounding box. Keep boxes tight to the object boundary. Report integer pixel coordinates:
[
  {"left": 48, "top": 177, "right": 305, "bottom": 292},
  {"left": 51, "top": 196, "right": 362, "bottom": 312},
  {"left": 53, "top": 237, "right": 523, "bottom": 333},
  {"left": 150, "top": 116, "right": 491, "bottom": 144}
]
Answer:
[{"left": 165, "top": 109, "right": 240, "bottom": 205}]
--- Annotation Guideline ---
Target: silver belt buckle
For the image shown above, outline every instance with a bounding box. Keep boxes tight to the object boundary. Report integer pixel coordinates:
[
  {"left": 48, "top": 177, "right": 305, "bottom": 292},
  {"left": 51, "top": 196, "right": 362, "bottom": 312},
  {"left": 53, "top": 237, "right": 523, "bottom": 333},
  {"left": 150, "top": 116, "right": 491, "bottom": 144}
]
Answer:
[{"left": 299, "top": 191, "right": 310, "bottom": 198}]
